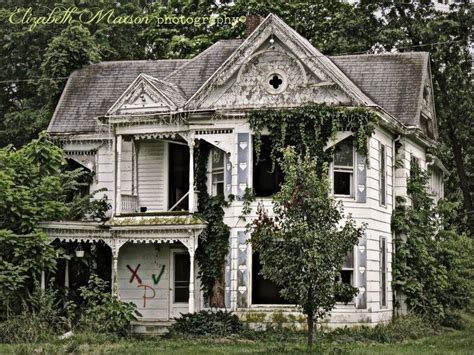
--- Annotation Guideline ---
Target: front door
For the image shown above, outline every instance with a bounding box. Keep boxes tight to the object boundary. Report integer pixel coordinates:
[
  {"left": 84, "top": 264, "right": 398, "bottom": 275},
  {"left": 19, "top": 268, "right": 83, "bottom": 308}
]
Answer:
[{"left": 169, "top": 250, "right": 190, "bottom": 318}]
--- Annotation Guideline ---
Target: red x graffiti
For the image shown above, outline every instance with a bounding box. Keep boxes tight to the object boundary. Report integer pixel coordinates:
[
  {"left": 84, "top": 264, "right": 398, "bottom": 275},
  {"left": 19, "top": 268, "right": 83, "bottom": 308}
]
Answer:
[{"left": 126, "top": 264, "right": 142, "bottom": 284}]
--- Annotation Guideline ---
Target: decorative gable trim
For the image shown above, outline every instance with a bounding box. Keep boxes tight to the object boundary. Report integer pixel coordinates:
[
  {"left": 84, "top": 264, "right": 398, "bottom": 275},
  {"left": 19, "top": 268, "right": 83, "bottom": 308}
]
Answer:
[
  {"left": 186, "top": 14, "right": 375, "bottom": 110},
  {"left": 106, "top": 73, "right": 186, "bottom": 116}
]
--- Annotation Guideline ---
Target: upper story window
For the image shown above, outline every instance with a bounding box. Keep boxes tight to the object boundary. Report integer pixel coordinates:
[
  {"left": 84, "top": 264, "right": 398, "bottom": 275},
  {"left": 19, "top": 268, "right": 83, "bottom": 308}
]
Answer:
[
  {"left": 252, "top": 136, "right": 284, "bottom": 197},
  {"left": 211, "top": 148, "right": 225, "bottom": 196},
  {"left": 332, "top": 138, "right": 355, "bottom": 197},
  {"left": 380, "top": 144, "right": 387, "bottom": 207}
]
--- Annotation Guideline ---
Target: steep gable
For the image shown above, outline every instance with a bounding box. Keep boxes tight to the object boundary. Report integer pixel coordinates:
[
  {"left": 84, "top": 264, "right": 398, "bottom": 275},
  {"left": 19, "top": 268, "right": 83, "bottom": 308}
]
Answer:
[
  {"left": 106, "top": 74, "right": 186, "bottom": 116},
  {"left": 186, "top": 14, "right": 375, "bottom": 110}
]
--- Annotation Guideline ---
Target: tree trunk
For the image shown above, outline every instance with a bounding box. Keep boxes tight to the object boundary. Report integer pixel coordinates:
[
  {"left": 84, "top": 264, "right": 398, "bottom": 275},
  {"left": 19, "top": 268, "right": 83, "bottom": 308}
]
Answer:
[{"left": 307, "top": 313, "right": 314, "bottom": 349}]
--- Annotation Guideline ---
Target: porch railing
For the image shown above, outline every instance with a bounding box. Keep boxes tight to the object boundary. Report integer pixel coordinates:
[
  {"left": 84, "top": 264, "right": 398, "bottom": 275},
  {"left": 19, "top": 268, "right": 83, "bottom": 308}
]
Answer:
[{"left": 121, "top": 194, "right": 138, "bottom": 213}]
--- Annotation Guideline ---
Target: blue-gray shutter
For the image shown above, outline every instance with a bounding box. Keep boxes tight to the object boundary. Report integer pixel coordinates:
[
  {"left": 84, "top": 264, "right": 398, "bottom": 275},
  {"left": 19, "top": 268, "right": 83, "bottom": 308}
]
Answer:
[
  {"left": 237, "top": 231, "right": 248, "bottom": 308},
  {"left": 225, "top": 153, "right": 232, "bottom": 198},
  {"left": 356, "top": 152, "right": 367, "bottom": 203},
  {"left": 237, "top": 133, "right": 250, "bottom": 198},
  {"left": 357, "top": 234, "right": 367, "bottom": 309}
]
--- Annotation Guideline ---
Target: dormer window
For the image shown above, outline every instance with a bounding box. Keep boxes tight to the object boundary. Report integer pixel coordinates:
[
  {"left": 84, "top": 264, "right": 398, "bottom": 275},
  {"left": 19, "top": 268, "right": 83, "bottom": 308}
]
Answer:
[{"left": 332, "top": 138, "right": 355, "bottom": 197}]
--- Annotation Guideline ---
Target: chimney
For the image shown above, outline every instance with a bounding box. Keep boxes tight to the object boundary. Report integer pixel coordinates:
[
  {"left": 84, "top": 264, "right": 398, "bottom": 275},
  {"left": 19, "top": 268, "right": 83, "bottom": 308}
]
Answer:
[{"left": 245, "top": 15, "right": 264, "bottom": 38}]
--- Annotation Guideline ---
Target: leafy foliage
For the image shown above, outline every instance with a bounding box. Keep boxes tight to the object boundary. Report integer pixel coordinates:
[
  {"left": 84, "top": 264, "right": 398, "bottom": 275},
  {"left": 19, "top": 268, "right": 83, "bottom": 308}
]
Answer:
[
  {"left": 392, "top": 161, "right": 473, "bottom": 321},
  {"left": 250, "top": 147, "right": 364, "bottom": 347},
  {"left": 169, "top": 310, "right": 242, "bottom": 337},
  {"left": 77, "top": 275, "right": 138, "bottom": 336},
  {"left": 195, "top": 141, "right": 231, "bottom": 306},
  {"left": 248, "top": 103, "right": 377, "bottom": 171}
]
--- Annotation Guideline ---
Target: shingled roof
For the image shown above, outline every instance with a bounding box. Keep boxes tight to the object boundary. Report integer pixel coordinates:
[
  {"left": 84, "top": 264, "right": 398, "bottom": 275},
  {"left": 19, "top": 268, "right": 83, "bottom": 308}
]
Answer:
[
  {"left": 48, "top": 37, "right": 429, "bottom": 135},
  {"left": 48, "top": 59, "right": 187, "bottom": 134},
  {"left": 330, "top": 52, "right": 428, "bottom": 126}
]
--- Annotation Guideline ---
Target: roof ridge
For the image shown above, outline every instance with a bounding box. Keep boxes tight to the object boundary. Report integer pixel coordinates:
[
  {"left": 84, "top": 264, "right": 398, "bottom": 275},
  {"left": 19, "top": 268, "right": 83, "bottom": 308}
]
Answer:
[{"left": 330, "top": 52, "right": 429, "bottom": 58}]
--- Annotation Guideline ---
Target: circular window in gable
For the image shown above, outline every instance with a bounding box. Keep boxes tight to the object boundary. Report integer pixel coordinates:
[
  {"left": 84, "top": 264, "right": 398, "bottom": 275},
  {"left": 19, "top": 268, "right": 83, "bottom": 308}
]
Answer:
[{"left": 264, "top": 69, "right": 288, "bottom": 94}]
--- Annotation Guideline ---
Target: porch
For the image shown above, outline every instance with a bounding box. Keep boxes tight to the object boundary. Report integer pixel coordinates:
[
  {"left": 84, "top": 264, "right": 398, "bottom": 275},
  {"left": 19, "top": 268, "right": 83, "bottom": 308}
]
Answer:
[{"left": 39, "top": 214, "right": 207, "bottom": 320}]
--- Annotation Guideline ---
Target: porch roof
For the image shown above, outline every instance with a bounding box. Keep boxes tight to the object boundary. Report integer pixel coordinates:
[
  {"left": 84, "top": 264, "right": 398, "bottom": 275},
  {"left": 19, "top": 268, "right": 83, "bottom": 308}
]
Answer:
[{"left": 39, "top": 214, "right": 207, "bottom": 251}]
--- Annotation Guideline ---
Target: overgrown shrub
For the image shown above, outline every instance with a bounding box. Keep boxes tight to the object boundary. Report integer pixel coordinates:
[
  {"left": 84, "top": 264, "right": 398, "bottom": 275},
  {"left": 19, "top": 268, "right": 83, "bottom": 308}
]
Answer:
[
  {"left": 0, "top": 286, "right": 70, "bottom": 344},
  {"left": 169, "top": 310, "right": 243, "bottom": 336},
  {"left": 77, "top": 275, "right": 138, "bottom": 336}
]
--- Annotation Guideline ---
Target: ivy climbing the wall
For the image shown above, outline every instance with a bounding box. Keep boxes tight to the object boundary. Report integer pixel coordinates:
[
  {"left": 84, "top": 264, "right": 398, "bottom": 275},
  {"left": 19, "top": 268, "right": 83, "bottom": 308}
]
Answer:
[
  {"left": 247, "top": 103, "right": 378, "bottom": 170},
  {"left": 392, "top": 161, "right": 473, "bottom": 321},
  {"left": 194, "top": 141, "right": 232, "bottom": 307}
]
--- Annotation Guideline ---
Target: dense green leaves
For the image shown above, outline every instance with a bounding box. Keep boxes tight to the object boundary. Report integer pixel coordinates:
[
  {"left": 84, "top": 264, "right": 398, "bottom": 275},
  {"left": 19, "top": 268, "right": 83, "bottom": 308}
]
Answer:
[
  {"left": 392, "top": 161, "right": 473, "bottom": 321},
  {"left": 250, "top": 147, "right": 364, "bottom": 347}
]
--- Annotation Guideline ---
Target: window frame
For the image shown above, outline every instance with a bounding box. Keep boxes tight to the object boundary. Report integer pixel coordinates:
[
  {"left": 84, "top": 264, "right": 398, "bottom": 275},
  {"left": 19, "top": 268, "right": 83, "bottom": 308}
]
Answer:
[
  {"left": 380, "top": 236, "right": 388, "bottom": 308},
  {"left": 379, "top": 143, "right": 387, "bottom": 207},
  {"left": 172, "top": 251, "right": 190, "bottom": 304},
  {"left": 210, "top": 148, "right": 225, "bottom": 197},
  {"left": 332, "top": 139, "right": 356, "bottom": 198}
]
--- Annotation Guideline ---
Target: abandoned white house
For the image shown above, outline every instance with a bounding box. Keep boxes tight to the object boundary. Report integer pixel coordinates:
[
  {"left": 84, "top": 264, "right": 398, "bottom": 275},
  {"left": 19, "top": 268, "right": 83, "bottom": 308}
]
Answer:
[{"left": 40, "top": 14, "right": 445, "bottom": 328}]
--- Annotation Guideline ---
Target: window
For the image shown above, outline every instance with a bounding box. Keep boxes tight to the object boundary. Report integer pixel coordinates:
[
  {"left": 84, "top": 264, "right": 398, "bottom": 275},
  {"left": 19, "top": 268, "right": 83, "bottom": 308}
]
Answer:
[
  {"left": 169, "top": 143, "right": 189, "bottom": 210},
  {"left": 253, "top": 136, "right": 284, "bottom": 197},
  {"left": 211, "top": 148, "right": 225, "bottom": 196},
  {"left": 379, "top": 144, "right": 387, "bottom": 206},
  {"left": 252, "top": 252, "right": 290, "bottom": 304},
  {"left": 336, "top": 249, "right": 355, "bottom": 302},
  {"left": 174, "top": 253, "right": 190, "bottom": 303},
  {"left": 380, "top": 237, "right": 387, "bottom": 308},
  {"left": 333, "top": 138, "right": 355, "bottom": 196}
]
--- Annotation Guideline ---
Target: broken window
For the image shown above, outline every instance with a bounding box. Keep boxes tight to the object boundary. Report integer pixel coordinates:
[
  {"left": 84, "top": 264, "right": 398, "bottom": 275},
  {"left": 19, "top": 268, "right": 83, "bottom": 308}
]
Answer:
[
  {"left": 252, "top": 136, "right": 284, "bottom": 197},
  {"left": 333, "top": 138, "right": 354, "bottom": 197},
  {"left": 169, "top": 143, "right": 189, "bottom": 210},
  {"left": 211, "top": 148, "right": 225, "bottom": 196},
  {"left": 252, "top": 252, "right": 290, "bottom": 305},
  {"left": 336, "top": 249, "right": 355, "bottom": 303}
]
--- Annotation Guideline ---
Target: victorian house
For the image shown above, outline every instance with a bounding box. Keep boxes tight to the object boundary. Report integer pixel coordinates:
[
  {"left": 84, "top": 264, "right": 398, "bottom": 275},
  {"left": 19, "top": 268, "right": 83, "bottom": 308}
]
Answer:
[{"left": 40, "top": 14, "right": 444, "bottom": 331}]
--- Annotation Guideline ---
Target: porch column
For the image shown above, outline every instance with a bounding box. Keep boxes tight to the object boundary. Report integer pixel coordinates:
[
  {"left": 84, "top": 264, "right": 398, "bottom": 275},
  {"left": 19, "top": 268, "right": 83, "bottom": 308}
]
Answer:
[
  {"left": 115, "top": 134, "right": 122, "bottom": 216},
  {"left": 64, "top": 259, "right": 69, "bottom": 289},
  {"left": 188, "top": 139, "right": 195, "bottom": 212},
  {"left": 40, "top": 270, "right": 45, "bottom": 290},
  {"left": 111, "top": 250, "right": 119, "bottom": 297},
  {"left": 189, "top": 249, "right": 195, "bottom": 313}
]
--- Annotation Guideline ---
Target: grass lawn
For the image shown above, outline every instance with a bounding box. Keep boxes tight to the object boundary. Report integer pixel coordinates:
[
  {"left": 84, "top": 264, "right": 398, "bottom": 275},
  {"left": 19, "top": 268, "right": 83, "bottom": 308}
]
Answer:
[{"left": 1, "top": 314, "right": 473, "bottom": 354}]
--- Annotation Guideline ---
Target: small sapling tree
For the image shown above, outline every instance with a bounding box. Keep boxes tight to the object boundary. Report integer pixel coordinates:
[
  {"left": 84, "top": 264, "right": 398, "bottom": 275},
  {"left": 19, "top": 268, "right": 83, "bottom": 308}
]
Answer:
[{"left": 250, "top": 147, "right": 363, "bottom": 348}]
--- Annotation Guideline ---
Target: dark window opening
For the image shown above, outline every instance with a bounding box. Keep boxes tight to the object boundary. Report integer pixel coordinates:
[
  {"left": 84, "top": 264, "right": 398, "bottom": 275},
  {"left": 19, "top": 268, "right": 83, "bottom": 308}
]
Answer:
[
  {"left": 336, "top": 250, "right": 354, "bottom": 303},
  {"left": 252, "top": 252, "right": 290, "bottom": 304},
  {"left": 253, "top": 136, "right": 284, "bottom": 197},
  {"left": 174, "top": 253, "right": 190, "bottom": 303},
  {"left": 333, "top": 138, "right": 354, "bottom": 197},
  {"left": 169, "top": 143, "right": 189, "bottom": 210}
]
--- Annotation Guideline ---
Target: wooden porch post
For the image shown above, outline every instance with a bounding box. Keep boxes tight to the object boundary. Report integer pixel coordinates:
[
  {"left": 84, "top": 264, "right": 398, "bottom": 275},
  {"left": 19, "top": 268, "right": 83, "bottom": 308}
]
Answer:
[
  {"left": 115, "top": 134, "right": 122, "bottom": 216},
  {"left": 40, "top": 270, "right": 45, "bottom": 291},
  {"left": 188, "top": 140, "right": 195, "bottom": 212},
  {"left": 64, "top": 259, "right": 69, "bottom": 289},
  {"left": 188, "top": 250, "right": 195, "bottom": 313}
]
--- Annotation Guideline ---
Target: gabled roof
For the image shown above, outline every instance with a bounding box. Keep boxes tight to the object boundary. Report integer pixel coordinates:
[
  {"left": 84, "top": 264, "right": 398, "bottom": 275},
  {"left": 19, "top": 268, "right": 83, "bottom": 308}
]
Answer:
[
  {"left": 48, "top": 60, "right": 187, "bottom": 134},
  {"left": 186, "top": 14, "right": 375, "bottom": 109},
  {"left": 106, "top": 73, "right": 186, "bottom": 115},
  {"left": 330, "top": 52, "right": 430, "bottom": 127}
]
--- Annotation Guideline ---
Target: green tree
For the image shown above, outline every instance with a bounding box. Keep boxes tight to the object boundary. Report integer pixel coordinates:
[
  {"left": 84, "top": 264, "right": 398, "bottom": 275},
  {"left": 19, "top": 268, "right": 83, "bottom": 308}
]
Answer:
[
  {"left": 250, "top": 147, "right": 362, "bottom": 348},
  {"left": 0, "top": 132, "right": 110, "bottom": 315},
  {"left": 392, "top": 161, "right": 473, "bottom": 320}
]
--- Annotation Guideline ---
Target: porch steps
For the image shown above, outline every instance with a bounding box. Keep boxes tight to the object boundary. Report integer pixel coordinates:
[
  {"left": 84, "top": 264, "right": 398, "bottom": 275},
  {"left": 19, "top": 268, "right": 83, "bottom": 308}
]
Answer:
[{"left": 131, "top": 319, "right": 173, "bottom": 336}]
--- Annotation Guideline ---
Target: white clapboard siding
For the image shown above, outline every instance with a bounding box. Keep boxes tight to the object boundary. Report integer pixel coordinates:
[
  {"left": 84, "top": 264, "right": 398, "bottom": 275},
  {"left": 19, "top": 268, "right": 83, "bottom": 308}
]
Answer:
[
  {"left": 137, "top": 141, "right": 167, "bottom": 211},
  {"left": 118, "top": 243, "right": 170, "bottom": 320}
]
